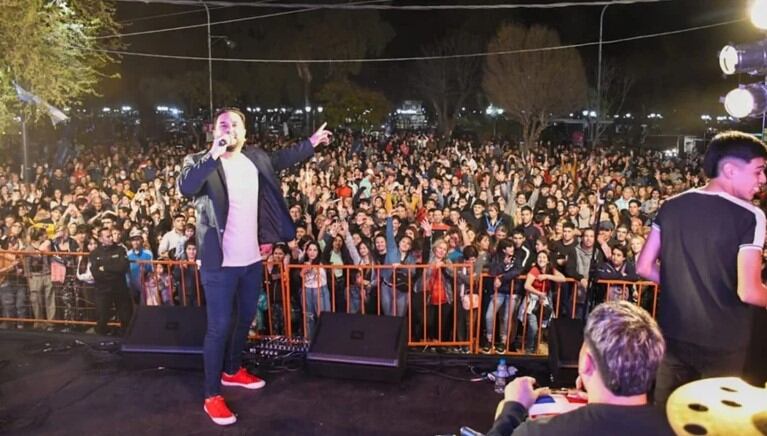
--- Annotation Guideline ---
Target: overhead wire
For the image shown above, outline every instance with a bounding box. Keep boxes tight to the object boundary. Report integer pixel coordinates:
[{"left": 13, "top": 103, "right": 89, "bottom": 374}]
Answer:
[
  {"left": 117, "top": 6, "right": 227, "bottom": 24},
  {"left": 93, "top": 0, "right": 392, "bottom": 40},
  {"left": 76, "top": 17, "right": 746, "bottom": 64},
  {"left": 114, "top": 0, "right": 669, "bottom": 11}
]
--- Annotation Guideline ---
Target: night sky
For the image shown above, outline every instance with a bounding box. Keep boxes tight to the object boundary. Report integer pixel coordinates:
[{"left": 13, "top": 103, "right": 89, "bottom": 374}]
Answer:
[{"left": 105, "top": 0, "right": 766, "bottom": 120}]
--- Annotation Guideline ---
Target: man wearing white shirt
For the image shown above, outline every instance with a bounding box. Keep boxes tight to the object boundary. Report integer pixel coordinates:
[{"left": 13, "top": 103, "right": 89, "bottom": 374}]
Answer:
[{"left": 179, "top": 108, "right": 332, "bottom": 426}]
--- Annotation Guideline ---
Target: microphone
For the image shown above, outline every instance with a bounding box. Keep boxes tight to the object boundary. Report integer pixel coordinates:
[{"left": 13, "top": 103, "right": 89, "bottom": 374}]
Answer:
[{"left": 217, "top": 137, "right": 229, "bottom": 147}]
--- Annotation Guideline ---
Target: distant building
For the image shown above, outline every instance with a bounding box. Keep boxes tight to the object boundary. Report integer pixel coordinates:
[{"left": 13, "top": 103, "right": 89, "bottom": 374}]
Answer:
[{"left": 393, "top": 100, "right": 429, "bottom": 130}]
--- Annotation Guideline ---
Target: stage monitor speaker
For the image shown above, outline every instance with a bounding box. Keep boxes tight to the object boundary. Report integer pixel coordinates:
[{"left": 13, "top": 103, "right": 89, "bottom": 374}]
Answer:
[
  {"left": 121, "top": 306, "right": 206, "bottom": 369},
  {"left": 306, "top": 312, "right": 407, "bottom": 383},
  {"left": 548, "top": 317, "right": 585, "bottom": 388}
]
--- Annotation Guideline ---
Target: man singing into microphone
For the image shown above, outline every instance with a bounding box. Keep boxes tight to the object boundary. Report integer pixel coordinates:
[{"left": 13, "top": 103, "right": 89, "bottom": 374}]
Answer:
[{"left": 179, "top": 107, "right": 332, "bottom": 425}]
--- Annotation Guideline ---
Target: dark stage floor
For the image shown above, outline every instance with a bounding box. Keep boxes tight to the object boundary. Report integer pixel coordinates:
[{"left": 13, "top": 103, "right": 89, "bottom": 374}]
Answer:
[{"left": 0, "top": 331, "right": 550, "bottom": 436}]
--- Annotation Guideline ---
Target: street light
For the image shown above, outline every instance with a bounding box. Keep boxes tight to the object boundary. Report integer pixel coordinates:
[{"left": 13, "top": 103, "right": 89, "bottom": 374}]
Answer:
[
  {"left": 486, "top": 104, "right": 504, "bottom": 136},
  {"left": 751, "top": 0, "right": 767, "bottom": 30},
  {"left": 593, "top": 3, "right": 610, "bottom": 147},
  {"left": 199, "top": 1, "right": 213, "bottom": 119}
]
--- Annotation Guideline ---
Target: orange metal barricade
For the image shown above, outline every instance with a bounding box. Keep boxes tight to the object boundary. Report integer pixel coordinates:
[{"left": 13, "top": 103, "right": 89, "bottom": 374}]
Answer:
[
  {"left": 596, "top": 279, "right": 660, "bottom": 317},
  {"left": 0, "top": 249, "right": 110, "bottom": 330},
  {"left": 284, "top": 263, "right": 477, "bottom": 351},
  {"left": 477, "top": 273, "right": 578, "bottom": 356},
  {"left": 0, "top": 249, "right": 662, "bottom": 357}
]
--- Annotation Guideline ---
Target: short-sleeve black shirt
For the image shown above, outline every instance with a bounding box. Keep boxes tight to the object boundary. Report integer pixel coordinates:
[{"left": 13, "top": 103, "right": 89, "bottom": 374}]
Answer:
[{"left": 654, "top": 189, "right": 765, "bottom": 350}]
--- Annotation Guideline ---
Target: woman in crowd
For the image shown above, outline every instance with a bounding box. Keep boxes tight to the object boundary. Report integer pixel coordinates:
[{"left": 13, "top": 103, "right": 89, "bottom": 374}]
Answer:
[
  {"left": 605, "top": 202, "right": 622, "bottom": 229},
  {"left": 76, "top": 235, "right": 98, "bottom": 322},
  {"left": 320, "top": 232, "right": 353, "bottom": 313},
  {"left": 260, "top": 243, "right": 290, "bottom": 335},
  {"left": 520, "top": 250, "right": 566, "bottom": 354},
  {"left": 299, "top": 241, "right": 329, "bottom": 339},
  {"left": 483, "top": 239, "right": 523, "bottom": 354},
  {"left": 422, "top": 238, "right": 455, "bottom": 342},
  {"left": 51, "top": 224, "right": 79, "bottom": 331},
  {"left": 381, "top": 213, "right": 416, "bottom": 317},
  {"left": 341, "top": 222, "right": 376, "bottom": 315}
]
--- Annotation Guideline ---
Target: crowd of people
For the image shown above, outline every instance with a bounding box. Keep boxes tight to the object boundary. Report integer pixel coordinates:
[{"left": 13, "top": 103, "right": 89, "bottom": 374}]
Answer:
[{"left": 0, "top": 126, "right": 746, "bottom": 348}]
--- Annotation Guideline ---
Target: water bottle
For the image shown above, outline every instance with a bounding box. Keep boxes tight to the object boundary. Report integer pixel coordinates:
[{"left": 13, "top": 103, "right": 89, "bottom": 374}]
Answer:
[{"left": 494, "top": 358, "right": 508, "bottom": 394}]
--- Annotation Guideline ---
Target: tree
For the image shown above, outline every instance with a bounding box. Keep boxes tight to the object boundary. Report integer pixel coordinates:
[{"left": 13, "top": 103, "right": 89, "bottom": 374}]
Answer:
[
  {"left": 0, "top": 0, "right": 121, "bottom": 130},
  {"left": 411, "top": 33, "right": 482, "bottom": 136},
  {"left": 483, "top": 23, "right": 587, "bottom": 151},
  {"left": 589, "top": 57, "right": 634, "bottom": 145},
  {"left": 136, "top": 72, "right": 236, "bottom": 136},
  {"left": 232, "top": 10, "right": 393, "bottom": 108},
  {"left": 315, "top": 80, "right": 391, "bottom": 131}
]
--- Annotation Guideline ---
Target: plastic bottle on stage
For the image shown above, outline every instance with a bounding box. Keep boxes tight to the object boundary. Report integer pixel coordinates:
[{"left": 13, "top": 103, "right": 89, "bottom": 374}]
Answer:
[{"left": 494, "top": 358, "right": 508, "bottom": 394}]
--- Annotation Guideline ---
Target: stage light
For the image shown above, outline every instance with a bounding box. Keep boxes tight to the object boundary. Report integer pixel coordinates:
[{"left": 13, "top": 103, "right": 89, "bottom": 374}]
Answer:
[
  {"left": 751, "top": 0, "right": 767, "bottom": 30},
  {"left": 723, "top": 84, "right": 767, "bottom": 118},
  {"left": 718, "top": 40, "right": 767, "bottom": 75}
]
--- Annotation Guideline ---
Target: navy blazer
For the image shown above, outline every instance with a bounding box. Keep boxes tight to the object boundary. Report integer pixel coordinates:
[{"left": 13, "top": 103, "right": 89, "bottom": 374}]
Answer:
[{"left": 178, "top": 140, "right": 314, "bottom": 270}]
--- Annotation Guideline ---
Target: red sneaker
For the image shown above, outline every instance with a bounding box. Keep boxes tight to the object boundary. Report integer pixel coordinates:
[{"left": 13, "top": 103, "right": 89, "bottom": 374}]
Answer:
[
  {"left": 221, "top": 367, "right": 266, "bottom": 389},
  {"left": 203, "top": 395, "right": 237, "bottom": 426}
]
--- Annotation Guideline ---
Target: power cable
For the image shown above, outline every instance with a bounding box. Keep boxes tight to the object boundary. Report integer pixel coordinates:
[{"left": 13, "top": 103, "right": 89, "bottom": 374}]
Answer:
[
  {"left": 115, "top": 0, "right": 670, "bottom": 11},
  {"left": 77, "top": 18, "right": 745, "bottom": 64},
  {"left": 93, "top": 0, "right": 391, "bottom": 40}
]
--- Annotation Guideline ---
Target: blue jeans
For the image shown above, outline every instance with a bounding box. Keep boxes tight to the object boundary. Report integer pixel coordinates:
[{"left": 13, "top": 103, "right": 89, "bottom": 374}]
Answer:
[
  {"left": 484, "top": 293, "right": 518, "bottom": 343},
  {"left": 381, "top": 283, "right": 408, "bottom": 317},
  {"left": 349, "top": 285, "right": 362, "bottom": 314},
  {"left": 303, "top": 285, "right": 330, "bottom": 339},
  {"left": 200, "top": 262, "right": 263, "bottom": 398},
  {"left": 0, "top": 281, "right": 27, "bottom": 326}
]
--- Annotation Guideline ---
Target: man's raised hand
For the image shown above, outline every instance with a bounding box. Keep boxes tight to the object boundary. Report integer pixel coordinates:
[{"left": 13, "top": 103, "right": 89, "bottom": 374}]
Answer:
[{"left": 309, "top": 122, "right": 333, "bottom": 148}]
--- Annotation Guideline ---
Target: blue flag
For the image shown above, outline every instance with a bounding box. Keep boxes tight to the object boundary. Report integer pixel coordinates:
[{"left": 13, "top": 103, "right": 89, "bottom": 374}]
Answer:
[{"left": 13, "top": 82, "right": 69, "bottom": 125}]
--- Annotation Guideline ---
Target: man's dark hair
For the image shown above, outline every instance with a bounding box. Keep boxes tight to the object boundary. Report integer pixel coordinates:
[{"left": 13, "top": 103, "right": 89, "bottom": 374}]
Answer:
[
  {"left": 214, "top": 107, "right": 246, "bottom": 124},
  {"left": 520, "top": 205, "right": 533, "bottom": 214},
  {"left": 702, "top": 131, "right": 767, "bottom": 178},
  {"left": 628, "top": 199, "right": 641, "bottom": 207},
  {"left": 462, "top": 245, "right": 478, "bottom": 259},
  {"left": 496, "top": 238, "right": 514, "bottom": 253},
  {"left": 173, "top": 213, "right": 186, "bottom": 221},
  {"left": 563, "top": 221, "right": 576, "bottom": 230},
  {"left": 184, "top": 238, "right": 197, "bottom": 250}
]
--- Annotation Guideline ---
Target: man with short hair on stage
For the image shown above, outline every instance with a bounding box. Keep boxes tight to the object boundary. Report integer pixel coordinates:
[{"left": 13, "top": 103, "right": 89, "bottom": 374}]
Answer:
[
  {"left": 487, "top": 301, "right": 673, "bottom": 435},
  {"left": 637, "top": 131, "right": 767, "bottom": 405},
  {"left": 179, "top": 107, "right": 332, "bottom": 426}
]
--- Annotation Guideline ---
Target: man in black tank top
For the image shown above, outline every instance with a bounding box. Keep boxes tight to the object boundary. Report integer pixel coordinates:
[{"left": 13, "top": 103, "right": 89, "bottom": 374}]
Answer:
[{"left": 637, "top": 131, "right": 767, "bottom": 405}]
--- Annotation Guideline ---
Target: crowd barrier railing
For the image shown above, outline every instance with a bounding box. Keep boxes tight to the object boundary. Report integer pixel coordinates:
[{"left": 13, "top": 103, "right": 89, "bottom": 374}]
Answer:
[
  {"left": 0, "top": 250, "right": 661, "bottom": 357},
  {"left": 0, "top": 249, "right": 110, "bottom": 330},
  {"left": 283, "top": 263, "right": 477, "bottom": 352},
  {"left": 598, "top": 279, "right": 660, "bottom": 317}
]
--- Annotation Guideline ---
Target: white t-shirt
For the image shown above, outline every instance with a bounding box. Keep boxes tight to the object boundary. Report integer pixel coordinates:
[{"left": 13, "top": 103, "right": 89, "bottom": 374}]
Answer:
[{"left": 220, "top": 153, "right": 262, "bottom": 267}]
